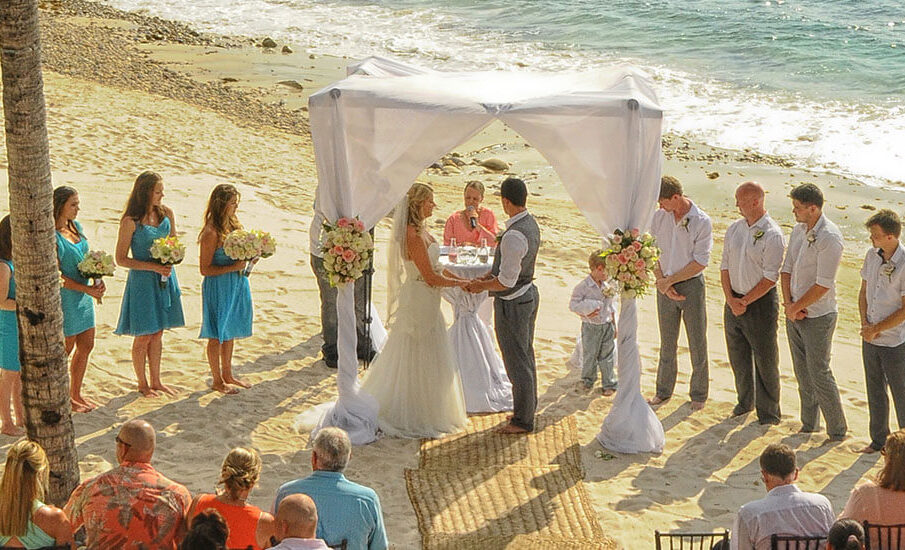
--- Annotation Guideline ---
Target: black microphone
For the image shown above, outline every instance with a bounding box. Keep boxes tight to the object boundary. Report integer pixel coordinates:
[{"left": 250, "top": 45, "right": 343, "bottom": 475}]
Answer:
[{"left": 467, "top": 206, "right": 477, "bottom": 229}]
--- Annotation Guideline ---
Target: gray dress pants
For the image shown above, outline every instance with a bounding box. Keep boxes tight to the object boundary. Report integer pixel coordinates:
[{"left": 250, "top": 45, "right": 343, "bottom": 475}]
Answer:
[
  {"left": 862, "top": 340, "right": 905, "bottom": 450},
  {"left": 494, "top": 285, "right": 539, "bottom": 431},
  {"left": 786, "top": 313, "right": 847, "bottom": 437},
  {"left": 724, "top": 288, "right": 781, "bottom": 423},
  {"left": 655, "top": 276, "right": 709, "bottom": 403}
]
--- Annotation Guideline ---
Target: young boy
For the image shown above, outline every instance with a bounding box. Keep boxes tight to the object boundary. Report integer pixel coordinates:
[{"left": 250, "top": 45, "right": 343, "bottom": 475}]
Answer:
[{"left": 569, "top": 250, "right": 618, "bottom": 395}]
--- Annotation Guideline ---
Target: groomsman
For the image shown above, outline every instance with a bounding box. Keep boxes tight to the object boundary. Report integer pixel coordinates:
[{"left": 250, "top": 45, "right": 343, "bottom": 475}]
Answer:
[
  {"left": 858, "top": 209, "right": 905, "bottom": 453},
  {"left": 781, "top": 183, "right": 847, "bottom": 440},
  {"left": 720, "top": 182, "right": 784, "bottom": 425},
  {"left": 649, "top": 176, "right": 713, "bottom": 410}
]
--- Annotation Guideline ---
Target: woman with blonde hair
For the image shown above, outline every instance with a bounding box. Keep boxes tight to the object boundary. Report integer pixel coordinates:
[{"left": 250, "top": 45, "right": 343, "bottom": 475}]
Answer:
[
  {"left": 198, "top": 184, "right": 253, "bottom": 394},
  {"left": 840, "top": 428, "right": 905, "bottom": 523},
  {"left": 115, "top": 172, "right": 185, "bottom": 397},
  {"left": 360, "top": 182, "right": 469, "bottom": 438},
  {"left": 0, "top": 440, "right": 74, "bottom": 548},
  {"left": 443, "top": 180, "right": 498, "bottom": 246},
  {"left": 187, "top": 447, "right": 274, "bottom": 550}
]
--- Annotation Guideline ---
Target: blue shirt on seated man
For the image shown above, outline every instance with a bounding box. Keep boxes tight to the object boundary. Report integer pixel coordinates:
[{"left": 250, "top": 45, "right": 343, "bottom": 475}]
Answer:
[{"left": 273, "top": 427, "right": 388, "bottom": 550}]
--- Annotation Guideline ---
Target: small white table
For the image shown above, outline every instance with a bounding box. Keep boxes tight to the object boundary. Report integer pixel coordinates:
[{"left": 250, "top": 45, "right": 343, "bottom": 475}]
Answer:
[{"left": 440, "top": 250, "right": 513, "bottom": 413}]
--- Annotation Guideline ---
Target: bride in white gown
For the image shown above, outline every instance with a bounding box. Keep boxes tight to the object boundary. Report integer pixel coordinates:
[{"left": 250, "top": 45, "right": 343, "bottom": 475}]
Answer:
[{"left": 360, "top": 183, "right": 469, "bottom": 438}]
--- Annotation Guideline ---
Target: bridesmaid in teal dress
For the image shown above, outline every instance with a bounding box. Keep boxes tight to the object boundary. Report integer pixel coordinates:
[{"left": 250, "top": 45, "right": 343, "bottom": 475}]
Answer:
[
  {"left": 54, "top": 186, "right": 106, "bottom": 413},
  {"left": 0, "top": 216, "right": 24, "bottom": 436},
  {"left": 198, "top": 184, "right": 253, "bottom": 394},
  {"left": 114, "top": 172, "right": 185, "bottom": 397}
]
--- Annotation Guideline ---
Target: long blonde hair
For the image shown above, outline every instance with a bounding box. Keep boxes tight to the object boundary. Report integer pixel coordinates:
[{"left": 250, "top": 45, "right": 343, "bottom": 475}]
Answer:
[
  {"left": 218, "top": 447, "right": 261, "bottom": 500},
  {"left": 878, "top": 429, "right": 905, "bottom": 492},
  {"left": 406, "top": 182, "right": 434, "bottom": 231},
  {"left": 0, "top": 440, "right": 49, "bottom": 536}
]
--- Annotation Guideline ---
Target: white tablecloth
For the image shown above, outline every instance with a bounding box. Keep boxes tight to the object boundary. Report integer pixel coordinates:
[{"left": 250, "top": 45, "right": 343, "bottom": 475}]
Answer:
[{"left": 440, "top": 256, "right": 513, "bottom": 413}]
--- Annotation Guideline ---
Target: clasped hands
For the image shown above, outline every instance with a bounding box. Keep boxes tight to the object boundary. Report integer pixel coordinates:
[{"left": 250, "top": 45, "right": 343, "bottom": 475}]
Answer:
[
  {"left": 655, "top": 275, "right": 686, "bottom": 301},
  {"left": 860, "top": 322, "right": 880, "bottom": 343},
  {"left": 782, "top": 301, "right": 807, "bottom": 321}
]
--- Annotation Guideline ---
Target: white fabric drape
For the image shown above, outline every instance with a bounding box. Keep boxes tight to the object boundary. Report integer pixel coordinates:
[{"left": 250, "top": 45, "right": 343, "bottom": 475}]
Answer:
[{"left": 304, "top": 57, "right": 665, "bottom": 449}]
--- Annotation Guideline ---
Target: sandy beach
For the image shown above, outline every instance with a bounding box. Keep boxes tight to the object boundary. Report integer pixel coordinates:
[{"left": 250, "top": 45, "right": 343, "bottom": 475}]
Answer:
[{"left": 0, "top": 2, "right": 902, "bottom": 547}]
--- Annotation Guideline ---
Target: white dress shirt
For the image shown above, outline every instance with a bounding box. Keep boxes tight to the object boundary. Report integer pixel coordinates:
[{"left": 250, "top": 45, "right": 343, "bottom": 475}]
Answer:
[
  {"left": 309, "top": 211, "right": 326, "bottom": 259},
  {"left": 731, "top": 484, "right": 834, "bottom": 550},
  {"left": 569, "top": 275, "right": 617, "bottom": 325},
  {"left": 860, "top": 243, "right": 905, "bottom": 347},
  {"left": 650, "top": 201, "right": 713, "bottom": 277},
  {"left": 497, "top": 210, "right": 531, "bottom": 300},
  {"left": 781, "top": 214, "right": 844, "bottom": 318},
  {"left": 720, "top": 213, "right": 785, "bottom": 295},
  {"left": 271, "top": 538, "right": 331, "bottom": 550}
]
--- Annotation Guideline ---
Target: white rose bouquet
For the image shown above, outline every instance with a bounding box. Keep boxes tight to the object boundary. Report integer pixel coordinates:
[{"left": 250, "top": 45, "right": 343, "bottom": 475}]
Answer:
[
  {"left": 149, "top": 235, "right": 186, "bottom": 288},
  {"left": 322, "top": 216, "right": 373, "bottom": 287},
  {"left": 76, "top": 250, "right": 115, "bottom": 304},
  {"left": 601, "top": 228, "right": 660, "bottom": 299},
  {"left": 224, "top": 229, "right": 277, "bottom": 276}
]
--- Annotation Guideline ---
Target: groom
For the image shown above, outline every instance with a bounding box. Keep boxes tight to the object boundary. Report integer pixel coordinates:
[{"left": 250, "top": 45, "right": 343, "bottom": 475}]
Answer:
[{"left": 467, "top": 177, "right": 540, "bottom": 434}]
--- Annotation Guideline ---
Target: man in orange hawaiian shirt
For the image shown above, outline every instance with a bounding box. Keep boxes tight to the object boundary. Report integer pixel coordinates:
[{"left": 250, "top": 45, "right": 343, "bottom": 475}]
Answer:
[{"left": 64, "top": 419, "right": 192, "bottom": 549}]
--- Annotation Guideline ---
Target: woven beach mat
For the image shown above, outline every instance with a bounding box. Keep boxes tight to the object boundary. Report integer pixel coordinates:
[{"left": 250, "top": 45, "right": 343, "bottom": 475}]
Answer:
[
  {"left": 405, "top": 464, "right": 616, "bottom": 549},
  {"left": 418, "top": 413, "right": 582, "bottom": 471}
]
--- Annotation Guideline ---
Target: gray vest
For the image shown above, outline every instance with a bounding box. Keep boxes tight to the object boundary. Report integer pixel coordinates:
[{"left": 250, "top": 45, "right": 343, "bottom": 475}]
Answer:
[{"left": 490, "top": 212, "right": 540, "bottom": 298}]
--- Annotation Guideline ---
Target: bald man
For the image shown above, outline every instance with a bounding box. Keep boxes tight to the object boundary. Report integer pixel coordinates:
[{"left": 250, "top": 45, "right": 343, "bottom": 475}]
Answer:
[
  {"left": 64, "top": 419, "right": 192, "bottom": 549},
  {"left": 271, "top": 494, "right": 330, "bottom": 549},
  {"left": 720, "top": 182, "right": 785, "bottom": 425}
]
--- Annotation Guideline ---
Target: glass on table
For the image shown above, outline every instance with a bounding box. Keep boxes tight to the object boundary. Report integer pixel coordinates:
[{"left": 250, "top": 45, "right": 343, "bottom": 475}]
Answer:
[
  {"left": 448, "top": 238, "right": 458, "bottom": 264},
  {"left": 478, "top": 238, "right": 489, "bottom": 264}
]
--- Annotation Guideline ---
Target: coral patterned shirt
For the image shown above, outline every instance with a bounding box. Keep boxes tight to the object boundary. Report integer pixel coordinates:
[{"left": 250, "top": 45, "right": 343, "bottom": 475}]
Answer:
[
  {"left": 64, "top": 461, "right": 191, "bottom": 549},
  {"left": 443, "top": 208, "right": 498, "bottom": 246}
]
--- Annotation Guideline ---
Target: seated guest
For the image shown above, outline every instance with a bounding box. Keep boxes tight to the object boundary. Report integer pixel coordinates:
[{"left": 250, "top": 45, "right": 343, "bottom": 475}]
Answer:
[
  {"left": 64, "top": 419, "right": 192, "bottom": 549},
  {"left": 271, "top": 494, "right": 329, "bottom": 549},
  {"left": 187, "top": 447, "right": 274, "bottom": 550},
  {"left": 827, "top": 519, "right": 865, "bottom": 550},
  {"left": 180, "top": 509, "right": 228, "bottom": 550},
  {"left": 839, "top": 429, "right": 905, "bottom": 523},
  {"left": 443, "top": 181, "right": 498, "bottom": 246},
  {"left": 0, "top": 440, "right": 74, "bottom": 548},
  {"left": 273, "top": 427, "right": 388, "bottom": 550},
  {"left": 730, "top": 443, "right": 834, "bottom": 550}
]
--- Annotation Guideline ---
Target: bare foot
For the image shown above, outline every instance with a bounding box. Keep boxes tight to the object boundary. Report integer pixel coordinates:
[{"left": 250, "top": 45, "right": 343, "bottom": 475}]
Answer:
[
  {"left": 138, "top": 385, "right": 159, "bottom": 398},
  {"left": 212, "top": 383, "right": 240, "bottom": 395},
  {"left": 72, "top": 396, "right": 98, "bottom": 411},
  {"left": 648, "top": 395, "right": 669, "bottom": 406},
  {"left": 150, "top": 383, "right": 178, "bottom": 396},
  {"left": 497, "top": 423, "right": 531, "bottom": 435},
  {"left": 224, "top": 376, "right": 251, "bottom": 389},
  {"left": 856, "top": 445, "right": 879, "bottom": 454},
  {"left": 602, "top": 388, "right": 616, "bottom": 397},
  {"left": 1, "top": 425, "right": 24, "bottom": 436},
  {"left": 71, "top": 400, "right": 92, "bottom": 413},
  {"left": 690, "top": 400, "right": 706, "bottom": 411}
]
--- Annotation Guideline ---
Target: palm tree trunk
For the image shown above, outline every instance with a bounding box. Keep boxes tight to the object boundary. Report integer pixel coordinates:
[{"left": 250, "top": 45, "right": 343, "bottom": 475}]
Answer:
[{"left": 0, "top": 0, "right": 79, "bottom": 505}]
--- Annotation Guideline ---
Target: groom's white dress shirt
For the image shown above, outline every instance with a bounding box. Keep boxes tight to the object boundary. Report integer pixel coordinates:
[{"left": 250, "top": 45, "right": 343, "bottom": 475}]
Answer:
[
  {"left": 497, "top": 210, "right": 531, "bottom": 300},
  {"left": 861, "top": 243, "right": 905, "bottom": 347},
  {"left": 781, "top": 214, "right": 844, "bottom": 318},
  {"left": 720, "top": 213, "right": 785, "bottom": 295},
  {"left": 650, "top": 201, "right": 712, "bottom": 277}
]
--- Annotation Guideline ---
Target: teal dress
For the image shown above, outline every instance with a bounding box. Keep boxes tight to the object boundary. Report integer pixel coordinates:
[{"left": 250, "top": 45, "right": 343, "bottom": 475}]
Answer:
[
  {"left": 0, "top": 259, "right": 19, "bottom": 372},
  {"left": 56, "top": 220, "right": 95, "bottom": 337},
  {"left": 199, "top": 247, "right": 252, "bottom": 342},
  {"left": 0, "top": 501, "right": 56, "bottom": 548},
  {"left": 115, "top": 217, "right": 185, "bottom": 336}
]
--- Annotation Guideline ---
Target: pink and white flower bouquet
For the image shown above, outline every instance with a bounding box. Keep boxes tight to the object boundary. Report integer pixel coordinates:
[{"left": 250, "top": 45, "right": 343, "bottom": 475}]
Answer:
[
  {"left": 149, "top": 235, "right": 186, "bottom": 288},
  {"left": 76, "top": 250, "right": 115, "bottom": 303},
  {"left": 322, "top": 216, "right": 372, "bottom": 287},
  {"left": 600, "top": 228, "right": 660, "bottom": 299},
  {"left": 224, "top": 229, "right": 277, "bottom": 275}
]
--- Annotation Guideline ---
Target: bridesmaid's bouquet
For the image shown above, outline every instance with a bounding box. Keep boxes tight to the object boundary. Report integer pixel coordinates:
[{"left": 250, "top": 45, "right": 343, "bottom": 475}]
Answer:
[
  {"left": 600, "top": 228, "right": 660, "bottom": 299},
  {"left": 76, "top": 250, "right": 115, "bottom": 304},
  {"left": 223, "top": 229, "right": 277, "bottom": 276},
  {"left": 149, "top": 236, "right": 186, "bottom": 288},
  {"left": 322, "top": 216, "right": 372, "bottom": 287}
]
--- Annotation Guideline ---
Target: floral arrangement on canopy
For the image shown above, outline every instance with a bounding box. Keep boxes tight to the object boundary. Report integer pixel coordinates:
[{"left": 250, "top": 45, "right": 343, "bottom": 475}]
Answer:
[
  {"left": 322, "top": 216, "right": 373, "bottom": 287},
  {"left": 600, "top": 228, "right": 660, "bottom": 298}
]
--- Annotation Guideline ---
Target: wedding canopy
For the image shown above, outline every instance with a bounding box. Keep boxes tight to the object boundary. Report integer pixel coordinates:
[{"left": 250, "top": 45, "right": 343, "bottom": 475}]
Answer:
[{"left": 305, "top": 56, "right": 666, "bottom": 453}]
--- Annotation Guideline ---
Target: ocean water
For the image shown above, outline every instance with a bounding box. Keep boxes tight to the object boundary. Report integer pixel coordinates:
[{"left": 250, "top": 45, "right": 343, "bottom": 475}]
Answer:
[{"left": 100, "top": 0, "right": 905, "bottom": 186}]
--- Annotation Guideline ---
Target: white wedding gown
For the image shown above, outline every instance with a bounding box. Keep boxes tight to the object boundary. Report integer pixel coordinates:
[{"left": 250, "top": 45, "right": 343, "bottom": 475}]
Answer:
[{"left": 360, "top": 242, "right": 468, "bottom": 438}]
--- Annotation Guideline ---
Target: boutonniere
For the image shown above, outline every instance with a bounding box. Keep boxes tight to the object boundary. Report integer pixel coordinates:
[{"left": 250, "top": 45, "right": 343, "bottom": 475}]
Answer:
[
  {"left": 806, "top": 230, "right": 817, "bottom": 247},
  {"left": 753, "top": 230, "right": 765, "bottom": 245},
  {"left": 495, "top": 233, "right": 503, "bottom": 244},
  {"left": 680, "top": 218, "right": 690, "bottom": 232},
  {"left": 883, "top": 263, "right": 896, "bottom": 281},
  {"left": 602, "top": 283, "right": 617, "bottom": 298}
]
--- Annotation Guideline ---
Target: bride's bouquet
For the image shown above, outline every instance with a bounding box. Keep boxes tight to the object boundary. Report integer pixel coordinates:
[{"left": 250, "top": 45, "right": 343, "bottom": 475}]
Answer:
[
  {"left": 149, "top": 235, "right": 186, "bottom": 289},
  {"left": 322, "top": 216, "right": 373, "bottom": 287},
  {"left": 223, "top": 229, "right": 277, "bottom": 276},
  {"left": 76, "top": 250, "right": 115, "bottom": 304},
  {"left": 601, "top": 228, "right": 659, "bottom": 299}
]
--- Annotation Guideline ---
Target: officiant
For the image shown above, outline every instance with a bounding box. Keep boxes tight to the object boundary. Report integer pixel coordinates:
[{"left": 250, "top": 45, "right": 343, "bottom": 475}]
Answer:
[{"left": 443, "top": 181, "right": 499, "bottom": 246}]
